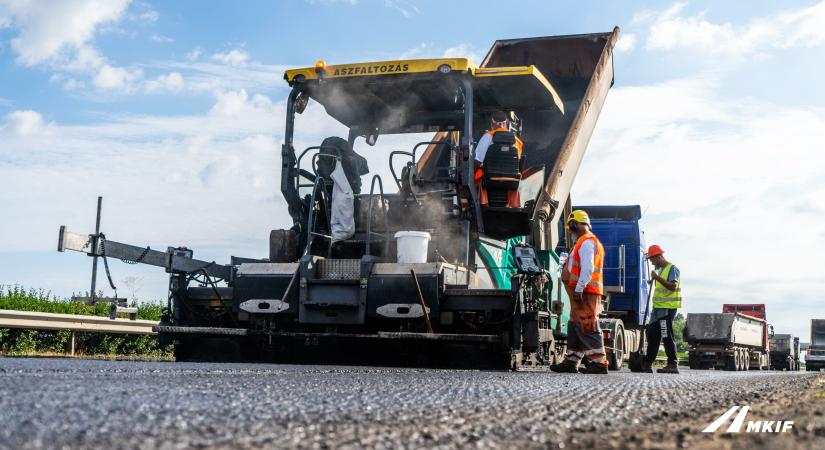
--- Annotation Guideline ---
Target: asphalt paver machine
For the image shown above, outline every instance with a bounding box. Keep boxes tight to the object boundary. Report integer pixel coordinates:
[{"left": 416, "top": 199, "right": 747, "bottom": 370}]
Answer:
[{"left": 58, "top": 30, "right": 620, "bottom": 369}]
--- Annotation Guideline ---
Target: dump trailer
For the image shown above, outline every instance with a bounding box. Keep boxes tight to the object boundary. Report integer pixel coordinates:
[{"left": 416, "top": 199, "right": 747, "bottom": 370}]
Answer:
[
  {"left": 572, "top": 205, "right": 649, "bottom": 370},
  {"left": 807, "top": 319, "right": 825, "bottom": 372},
  {"left": 769, "top": 334, "right": 800, "bottom": 371},
  {"left": 57, "top": 29, "right": 620, "bottom": 369},
  {"left": 684, "top": 305, "right": 770, "bottom": 371},
  {"left": 723, "top": 303, "right": 772, "bottom": 370}
]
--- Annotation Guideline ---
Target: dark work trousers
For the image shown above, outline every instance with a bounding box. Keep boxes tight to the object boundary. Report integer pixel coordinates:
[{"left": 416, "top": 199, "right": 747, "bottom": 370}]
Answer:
[{"left": 645, "top": 308, "right": 678, "bottom": 364}]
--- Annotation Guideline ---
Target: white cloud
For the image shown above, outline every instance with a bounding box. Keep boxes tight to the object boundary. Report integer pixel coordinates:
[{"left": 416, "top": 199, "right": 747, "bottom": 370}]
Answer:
[
  {"left": 146, "top": 58, "right": 291, "bottom": 94},
  {"left": 209, "top": 89, "right": 275, "bottom": 117},
  {"left": 131, "top": 8, "right": 158, "bottom": 22},
  {"left": 150, "top": 34, "right": 174, "bottom": 43},
  {"left": 199, "top": 155, "right": 242, "bottom": 188},
  {"left": 1, "top": 2, "right": 286, "bottom": 97},
  {"left": 49, "top": 74, "right": 86, "bottom": 91},
  {"left": 62, "top": 78, "right": 84, "bottom": 91},
  {"left": 396, "top": 42, "right": 431, "bottom": 59},
  {"left": 2, "top": 0, "right": 131, "bottom": 66},
  {"left": 384, "top": 0, "right": 420, "bottom": 17},
  {"left": 442, "top": 43, "right": 481, "bottom": 66},
  {"left": 643, "top": 1, "right": 825, "bottom": 56},
  {"left": 58, "top": 46, "right": 106, "bottom": 73},
  {"left": 186, "top": 47, "right": 203, "bottom": 61},
  {"left": 144, "top": 71, "right": 184, "bottom": 93},
  {"left": 0, "top": 0, "right": 165, "bottom": 94},
  {"left": 391, "top": 42, "right": 481, "bottom": 65},
  {"left": 211, "top": 48, "right": 249, "bottom": 66},
  {"left": 574, "top": 75, "right": 825, "bottom": 339},
  {"left": 3, "top": 110, "right": 50, "bottom": 136},
  {"left": 775, "top": 0, "right": 825, "bottom": 48},
  {"left": 614, "top": 33, "right": 637, "bottom": 53},
  {"left": 93, "top": 64, "right": 143, "bottom": 90},
  {"left": 0, "top": 92, "right": 292, "bottom": 259}
]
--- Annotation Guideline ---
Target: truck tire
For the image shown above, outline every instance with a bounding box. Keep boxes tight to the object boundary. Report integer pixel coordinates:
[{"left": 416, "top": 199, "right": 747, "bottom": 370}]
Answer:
[
  {"left": 743, "top": 351, "right": 751, "bottom": 370},
  {"left": 753, "top": 356, "right": 762, "bottom": 370},
  {"left": 608, "top": 323, "right": 625, "bottom": 371},
  {"left": 725, "top": 352, "right": 737, "bottom": 371},
  {"left": 688, "top": 353, "right": 701, "bottom": 370}
]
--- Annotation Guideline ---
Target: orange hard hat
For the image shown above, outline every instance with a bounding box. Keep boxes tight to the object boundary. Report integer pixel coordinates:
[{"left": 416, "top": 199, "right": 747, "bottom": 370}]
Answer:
[{"left": 647, "top": 244, "right": 664, "bottom": 259}]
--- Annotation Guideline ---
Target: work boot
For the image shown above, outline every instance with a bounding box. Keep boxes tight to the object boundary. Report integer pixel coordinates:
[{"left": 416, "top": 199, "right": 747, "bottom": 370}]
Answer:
[
  {"left": 549, "top": 362, "right": 579, "bottom": 373},
  {"left": 657, "top": 363, "right": 680, "bottom": 374},
  {"left": 641, "top": 361, "right": 654, "bottom": 374},
  {"left": 579, "top": 363, "right": 609, "bottom": 374}
]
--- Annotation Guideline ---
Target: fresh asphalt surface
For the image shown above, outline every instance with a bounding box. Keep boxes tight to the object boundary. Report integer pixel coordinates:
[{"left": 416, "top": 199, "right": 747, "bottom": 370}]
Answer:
[{"left": 0, "top": 358, "right": 818, "bottom": 449}]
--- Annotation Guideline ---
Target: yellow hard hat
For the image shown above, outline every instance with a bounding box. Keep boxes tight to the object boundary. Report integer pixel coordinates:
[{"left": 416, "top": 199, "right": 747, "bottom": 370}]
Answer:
[{"left": 566, "top": 210, "right": 591, "bottom": 227}]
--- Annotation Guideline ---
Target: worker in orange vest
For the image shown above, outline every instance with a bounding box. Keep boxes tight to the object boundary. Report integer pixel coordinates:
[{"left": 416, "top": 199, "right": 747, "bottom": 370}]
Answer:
[
  {"left": 473, "top": 111, "right": 523, "bottom": 208},
  {"left": 550, "top": 209, "right": 609, "bottom": 374}
]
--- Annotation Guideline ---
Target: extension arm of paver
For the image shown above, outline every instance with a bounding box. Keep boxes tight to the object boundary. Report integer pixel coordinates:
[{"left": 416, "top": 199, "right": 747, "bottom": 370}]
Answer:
[{"left": 57, "top": 226, "right": 231, "bottom": 280}]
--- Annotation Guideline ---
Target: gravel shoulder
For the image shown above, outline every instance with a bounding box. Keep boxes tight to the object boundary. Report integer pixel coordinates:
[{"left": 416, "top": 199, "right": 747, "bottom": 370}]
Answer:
[{"left": 0, "top": 358, "right": 820, "bottom": 449}]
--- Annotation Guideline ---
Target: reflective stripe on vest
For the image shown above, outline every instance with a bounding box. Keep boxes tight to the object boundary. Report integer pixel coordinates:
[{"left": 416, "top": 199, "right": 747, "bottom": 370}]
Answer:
[
  {"left": 567, "top": 232, "right": 605, "bottom": 295},
  {"left": 652, "top": 263, "right": 682, "bottom": 309}
]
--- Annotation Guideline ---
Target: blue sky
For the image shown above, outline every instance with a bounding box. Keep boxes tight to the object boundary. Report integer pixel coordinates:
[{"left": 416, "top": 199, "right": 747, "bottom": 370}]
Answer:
[{"left": 1, "top": 0, "right": 824, "bottom": 340}]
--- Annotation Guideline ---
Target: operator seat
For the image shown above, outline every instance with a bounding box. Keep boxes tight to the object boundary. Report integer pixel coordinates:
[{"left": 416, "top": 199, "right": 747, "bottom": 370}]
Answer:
[
  {"left": 481, "top": 131, "right": 521, "bottom": 208},
  {"left": 479, "top": 131, "right": 532, "bottom": 240},
  {"left": 316, "top": 136, "right": 369, "bottom": 194},
  {"left": 313, "top": 136, "right": 390, "bottom": 258}
]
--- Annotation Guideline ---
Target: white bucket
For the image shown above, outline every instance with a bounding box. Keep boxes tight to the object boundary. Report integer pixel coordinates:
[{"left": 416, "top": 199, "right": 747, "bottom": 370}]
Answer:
[{"left": 394, "top": 231, "right": 431, "bottom": 263}]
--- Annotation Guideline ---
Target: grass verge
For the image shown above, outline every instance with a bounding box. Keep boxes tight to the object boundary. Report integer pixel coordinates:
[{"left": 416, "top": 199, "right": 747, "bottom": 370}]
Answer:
[{"left": 0, "top": 284, "right": 172, "bottom": 358}]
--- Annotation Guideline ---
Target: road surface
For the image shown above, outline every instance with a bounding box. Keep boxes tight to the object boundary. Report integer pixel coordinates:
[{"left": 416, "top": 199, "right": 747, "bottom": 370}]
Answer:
[{"left": 0, "top": 358, "right": 821, "bottom": 449}]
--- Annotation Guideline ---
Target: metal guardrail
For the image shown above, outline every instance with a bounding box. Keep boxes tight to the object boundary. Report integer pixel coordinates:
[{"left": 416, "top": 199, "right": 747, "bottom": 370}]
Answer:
[
  {"left": 0, "top": 309, "right": 158, "bottom": 356},
  {"left": 0, "top": 309, "right": 157, "bottom": 335}
]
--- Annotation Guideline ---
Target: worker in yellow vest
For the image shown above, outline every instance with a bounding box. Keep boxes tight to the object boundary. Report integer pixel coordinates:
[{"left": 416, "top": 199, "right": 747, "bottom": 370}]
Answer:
[
  {"left": 551, "top": 210, "right": 609, "bottom": 374},
  {"left": 643, "top": 244, "right": 682, "bottom": 374}
]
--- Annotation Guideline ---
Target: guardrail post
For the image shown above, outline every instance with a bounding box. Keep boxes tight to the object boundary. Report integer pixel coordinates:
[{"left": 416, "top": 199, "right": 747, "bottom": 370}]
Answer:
[{"left": 70, "top": 330, "right": 76, "bottom": 356}]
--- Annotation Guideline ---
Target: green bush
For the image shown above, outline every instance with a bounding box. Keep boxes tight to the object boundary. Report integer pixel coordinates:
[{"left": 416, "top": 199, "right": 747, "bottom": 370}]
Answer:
[
  {"left": 673, "top": 313, "right": 688, "bottom": 352},
  {"left": 0, "top": 284, "right": 171, "bottom": 357}
]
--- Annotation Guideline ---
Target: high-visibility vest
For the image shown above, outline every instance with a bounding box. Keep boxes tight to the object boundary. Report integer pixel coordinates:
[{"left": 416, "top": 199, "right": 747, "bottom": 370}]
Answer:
[
  {"left": 652, "top": 263, "right": 682, "bottom": 309},
  {"left": 567, "top": 232, "right": 605, "bottom": 295},
  {"left": 474, "top": 128, "right": 523, "bottom": 181}
]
